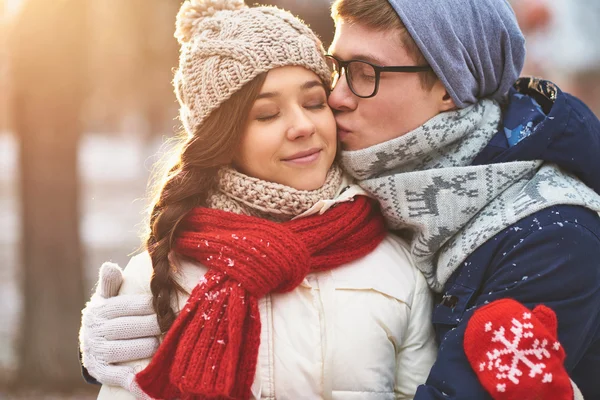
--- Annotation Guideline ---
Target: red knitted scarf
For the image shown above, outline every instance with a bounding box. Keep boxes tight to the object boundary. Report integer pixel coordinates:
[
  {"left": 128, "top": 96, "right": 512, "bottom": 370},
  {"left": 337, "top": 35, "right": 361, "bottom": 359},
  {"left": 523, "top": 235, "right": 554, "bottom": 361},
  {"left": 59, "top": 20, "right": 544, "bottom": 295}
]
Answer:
[{"left": 135, "top": 196, "right": 386, "bottom": 399}]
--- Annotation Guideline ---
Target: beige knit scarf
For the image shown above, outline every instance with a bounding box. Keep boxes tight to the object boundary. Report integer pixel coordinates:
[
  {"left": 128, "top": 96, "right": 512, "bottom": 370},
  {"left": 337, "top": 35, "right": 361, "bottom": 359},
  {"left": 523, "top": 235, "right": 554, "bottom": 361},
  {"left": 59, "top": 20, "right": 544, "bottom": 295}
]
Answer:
[{"left": 206, "top": 165, "right": 344, "bottom": 221}]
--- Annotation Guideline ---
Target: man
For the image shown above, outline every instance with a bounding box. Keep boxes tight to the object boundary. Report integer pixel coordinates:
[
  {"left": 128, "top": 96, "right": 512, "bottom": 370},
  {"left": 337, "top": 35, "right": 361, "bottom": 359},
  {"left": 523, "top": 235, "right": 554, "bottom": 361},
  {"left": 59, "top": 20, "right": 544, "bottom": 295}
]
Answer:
[
  {"left": 80, "top": 0, "right": 600, "bottom": 398},
  {"left": 327, "top": 0, "right": 600, "bottom": 398}
]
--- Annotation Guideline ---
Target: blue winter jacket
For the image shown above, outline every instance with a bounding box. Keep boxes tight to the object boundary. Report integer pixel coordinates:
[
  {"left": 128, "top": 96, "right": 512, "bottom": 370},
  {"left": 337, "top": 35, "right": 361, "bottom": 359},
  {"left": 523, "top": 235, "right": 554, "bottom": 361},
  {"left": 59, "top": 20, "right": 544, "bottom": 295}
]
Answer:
[{"left": 415, "top": 78, "right": 600, "bottom": 399}]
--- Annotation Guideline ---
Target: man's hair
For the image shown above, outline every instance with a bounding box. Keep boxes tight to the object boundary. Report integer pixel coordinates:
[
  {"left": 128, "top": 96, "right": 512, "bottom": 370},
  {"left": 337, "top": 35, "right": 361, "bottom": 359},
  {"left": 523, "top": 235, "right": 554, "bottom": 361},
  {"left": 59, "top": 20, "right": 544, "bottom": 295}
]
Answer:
[{"left": 331, "top": 0, "right": 438, "bottom": 90}]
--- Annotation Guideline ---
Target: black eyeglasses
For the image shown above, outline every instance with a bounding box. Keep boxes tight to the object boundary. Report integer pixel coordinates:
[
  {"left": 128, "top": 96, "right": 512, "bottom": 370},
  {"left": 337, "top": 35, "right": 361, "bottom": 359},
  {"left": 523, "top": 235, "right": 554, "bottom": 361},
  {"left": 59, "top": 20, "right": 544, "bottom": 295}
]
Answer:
[{"left": 325, "top": 54, "right": 432, "bottom": 98}]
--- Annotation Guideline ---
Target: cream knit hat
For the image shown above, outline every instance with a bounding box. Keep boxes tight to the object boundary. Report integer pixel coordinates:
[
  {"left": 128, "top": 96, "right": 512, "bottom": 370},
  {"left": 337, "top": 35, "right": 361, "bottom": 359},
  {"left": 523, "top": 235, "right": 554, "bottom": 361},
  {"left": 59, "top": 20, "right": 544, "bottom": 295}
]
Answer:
[{"left": 173, "top": 0, "right": 332, "bottom": 136}]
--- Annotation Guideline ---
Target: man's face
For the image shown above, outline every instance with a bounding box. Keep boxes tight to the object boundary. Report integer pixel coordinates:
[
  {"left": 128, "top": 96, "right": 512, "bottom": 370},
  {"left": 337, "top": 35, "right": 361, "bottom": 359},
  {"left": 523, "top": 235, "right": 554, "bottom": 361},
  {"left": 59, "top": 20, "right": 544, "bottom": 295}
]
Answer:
[{"left": 328, "top": 20, "right": 448, "bottom": 151}]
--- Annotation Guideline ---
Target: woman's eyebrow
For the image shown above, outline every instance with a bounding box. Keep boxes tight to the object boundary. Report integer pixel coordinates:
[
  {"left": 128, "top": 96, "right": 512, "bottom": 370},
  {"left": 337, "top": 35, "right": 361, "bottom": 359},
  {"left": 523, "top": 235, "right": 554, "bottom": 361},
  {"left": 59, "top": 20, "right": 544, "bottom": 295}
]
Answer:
[
  {"left": 301, "top": 80, "right": 324, "bottom": 91},
  {"left": 256, "top": 91, "right": 279, "bottom": 100},
  {"left": 255, "top": 80, "right": 324, "bottom": 100}
]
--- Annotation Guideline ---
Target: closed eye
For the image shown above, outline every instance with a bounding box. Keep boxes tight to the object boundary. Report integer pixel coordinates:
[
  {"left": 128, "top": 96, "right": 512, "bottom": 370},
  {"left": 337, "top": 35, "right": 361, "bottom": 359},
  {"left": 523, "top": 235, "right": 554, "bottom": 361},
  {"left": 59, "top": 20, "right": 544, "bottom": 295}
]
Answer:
[
  {"left": 359, "top": 73, "right": 376, "bottom": 81},
  {"left": 256, "top": 113, "right": 280, "bottom": 122},
  {"left": 305, "top": 102, "right": 327, "bottom": 110}
]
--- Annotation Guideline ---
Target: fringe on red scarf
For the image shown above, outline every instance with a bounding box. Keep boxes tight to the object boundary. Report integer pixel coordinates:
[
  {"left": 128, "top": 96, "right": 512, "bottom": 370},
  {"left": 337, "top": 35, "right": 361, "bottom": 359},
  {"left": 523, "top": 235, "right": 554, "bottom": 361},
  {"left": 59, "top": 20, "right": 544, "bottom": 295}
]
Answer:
[{"left": 136, "top": 196, "right": 386, "bottom": 399}]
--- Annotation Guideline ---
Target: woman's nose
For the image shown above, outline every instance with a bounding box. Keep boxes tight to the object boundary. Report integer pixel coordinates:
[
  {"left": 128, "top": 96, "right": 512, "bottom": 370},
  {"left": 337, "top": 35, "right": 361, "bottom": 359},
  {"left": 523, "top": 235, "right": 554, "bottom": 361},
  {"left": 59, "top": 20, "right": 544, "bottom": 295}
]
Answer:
[{"left": 286, "top": 109, "right": 316, "bottom": 140}]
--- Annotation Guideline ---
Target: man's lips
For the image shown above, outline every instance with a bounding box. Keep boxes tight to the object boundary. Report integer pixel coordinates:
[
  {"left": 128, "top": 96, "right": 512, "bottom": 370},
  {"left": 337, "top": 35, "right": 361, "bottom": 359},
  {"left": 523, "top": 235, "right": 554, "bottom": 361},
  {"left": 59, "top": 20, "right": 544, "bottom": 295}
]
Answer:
[
  {"left": 282, "top": 148, "right": 322, "bottom": 164},
  {"left": 337, "top": 126, "right": 351, "bottom": 140}
]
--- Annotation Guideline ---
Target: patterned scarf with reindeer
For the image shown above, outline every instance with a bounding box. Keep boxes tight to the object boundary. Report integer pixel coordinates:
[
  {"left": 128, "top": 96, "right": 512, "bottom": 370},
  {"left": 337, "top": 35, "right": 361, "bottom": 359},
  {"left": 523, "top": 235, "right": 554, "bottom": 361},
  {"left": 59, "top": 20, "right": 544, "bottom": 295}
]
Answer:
[{"left": 341, "top": 99, "right": 600, "bottom": 293}]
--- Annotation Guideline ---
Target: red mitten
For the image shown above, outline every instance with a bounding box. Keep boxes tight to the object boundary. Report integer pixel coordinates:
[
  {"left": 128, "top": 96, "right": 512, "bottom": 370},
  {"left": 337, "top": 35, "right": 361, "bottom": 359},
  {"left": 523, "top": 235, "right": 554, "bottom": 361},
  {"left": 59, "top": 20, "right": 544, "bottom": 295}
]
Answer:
[{"left": 464, "top": 299, "right": 573, "bottom": 400}]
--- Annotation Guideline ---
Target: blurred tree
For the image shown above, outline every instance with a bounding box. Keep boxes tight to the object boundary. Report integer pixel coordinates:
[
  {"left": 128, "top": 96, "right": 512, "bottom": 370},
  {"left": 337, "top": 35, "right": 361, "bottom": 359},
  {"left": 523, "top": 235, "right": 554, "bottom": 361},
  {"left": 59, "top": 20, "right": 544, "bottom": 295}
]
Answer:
[
  {"left": 1, "top": 0, "right": 9, "bottom": 132},
  {"left": 82, "top": 1, "right": 330, "bottom": 138},
  {"left": 129, "top": 0, "right": 180, "bottom": 137},
  {"left": 9, "top": 0, "right": 88, "bottom": 390},
  {"left": 85, "top": 0, "right": 179, "bottom": 137}
]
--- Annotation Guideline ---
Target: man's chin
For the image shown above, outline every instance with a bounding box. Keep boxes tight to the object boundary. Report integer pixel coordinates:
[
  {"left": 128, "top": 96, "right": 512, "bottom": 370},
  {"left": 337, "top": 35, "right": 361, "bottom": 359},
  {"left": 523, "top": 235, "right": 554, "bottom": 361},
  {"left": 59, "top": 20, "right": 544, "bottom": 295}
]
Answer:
[{"left": 339, "top": 138, "right": 365, "bottom": 152}]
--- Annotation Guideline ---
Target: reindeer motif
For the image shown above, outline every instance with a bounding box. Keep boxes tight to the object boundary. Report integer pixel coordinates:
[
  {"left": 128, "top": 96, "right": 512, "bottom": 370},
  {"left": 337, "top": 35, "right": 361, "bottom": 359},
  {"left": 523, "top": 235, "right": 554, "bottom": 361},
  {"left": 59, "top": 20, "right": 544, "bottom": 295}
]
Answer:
[
  {"left": 407, "top": 173, "right": 479, "bottom": 217},
  {"left": 514, "top": 168, "right": 569, "bottom": 215}
]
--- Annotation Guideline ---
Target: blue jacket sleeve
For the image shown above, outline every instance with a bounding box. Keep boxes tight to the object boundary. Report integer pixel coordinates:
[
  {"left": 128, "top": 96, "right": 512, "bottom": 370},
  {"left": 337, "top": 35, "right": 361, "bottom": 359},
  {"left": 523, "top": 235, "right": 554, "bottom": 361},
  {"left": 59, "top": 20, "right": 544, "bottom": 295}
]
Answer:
[{"left": 415, "top": 213, "right": 600, "bottom": 399}]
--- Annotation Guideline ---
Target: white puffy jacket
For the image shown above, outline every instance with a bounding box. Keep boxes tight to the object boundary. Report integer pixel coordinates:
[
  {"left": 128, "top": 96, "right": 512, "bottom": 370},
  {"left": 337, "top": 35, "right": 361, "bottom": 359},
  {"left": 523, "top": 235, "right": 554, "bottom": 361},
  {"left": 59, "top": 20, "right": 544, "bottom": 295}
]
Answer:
[
  {"left": 98, "top": 234, "right": 436, "bottom": 400},
  {"left": 98, "top": 188, "right": 436, "bottom": 400}
]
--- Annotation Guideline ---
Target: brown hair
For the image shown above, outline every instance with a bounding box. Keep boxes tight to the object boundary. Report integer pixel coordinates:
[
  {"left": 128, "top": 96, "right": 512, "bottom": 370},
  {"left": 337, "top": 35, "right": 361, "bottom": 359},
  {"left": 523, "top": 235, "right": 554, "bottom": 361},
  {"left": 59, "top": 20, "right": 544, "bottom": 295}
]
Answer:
[
  {"left": 146, "top": 73, "right": 267, "bottom": 333},
  {"left": 331, "top": 0, "right": 438, "bottom": 90}
]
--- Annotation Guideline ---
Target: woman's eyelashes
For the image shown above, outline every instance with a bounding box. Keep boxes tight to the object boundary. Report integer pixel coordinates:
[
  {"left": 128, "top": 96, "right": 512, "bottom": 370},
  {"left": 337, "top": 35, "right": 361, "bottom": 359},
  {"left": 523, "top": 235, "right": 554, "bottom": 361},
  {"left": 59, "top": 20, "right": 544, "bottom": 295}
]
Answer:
[
  {"left": 256, "top": 112, "right": 280, "bottom": 122},
  {"left": 304, "top": 92, "right": 328, "bottom": 110},
  {"left": 305, "top": 101, "right": 327, "bottom": 110}
]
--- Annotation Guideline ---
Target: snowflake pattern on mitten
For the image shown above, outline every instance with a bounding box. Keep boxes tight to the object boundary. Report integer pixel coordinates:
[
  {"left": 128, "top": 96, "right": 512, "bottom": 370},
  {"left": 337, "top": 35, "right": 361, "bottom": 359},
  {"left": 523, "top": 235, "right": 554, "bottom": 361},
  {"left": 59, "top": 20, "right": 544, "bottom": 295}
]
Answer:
[{"left": 464, "top": 299, "right": 573, "bottom": 400}]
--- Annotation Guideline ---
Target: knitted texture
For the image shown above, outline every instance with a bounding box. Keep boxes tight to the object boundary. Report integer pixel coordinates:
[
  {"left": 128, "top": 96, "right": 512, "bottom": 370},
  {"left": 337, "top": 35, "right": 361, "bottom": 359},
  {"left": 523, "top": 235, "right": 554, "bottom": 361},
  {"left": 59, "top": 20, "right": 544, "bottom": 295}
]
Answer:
[
  {"left": 97, "top": 262, "right": 123, "bottom": 298},
  {"left": 79, "top": 261, "right": 160, "bottom": 396},
  {"left": 174, "top": 0, "right": 332, "bottom": 136},
  {"left": 206, "top": 165, "right": 344, "bottom": 221},
  {"left": 465, "top": 299, "right": 573, "bottom": 400},
  {"left": 135, "top": 196, "right": 387, "bottom": 399},
  {"left": 342, "top": 99, "right": 600, "bottom": 292}
]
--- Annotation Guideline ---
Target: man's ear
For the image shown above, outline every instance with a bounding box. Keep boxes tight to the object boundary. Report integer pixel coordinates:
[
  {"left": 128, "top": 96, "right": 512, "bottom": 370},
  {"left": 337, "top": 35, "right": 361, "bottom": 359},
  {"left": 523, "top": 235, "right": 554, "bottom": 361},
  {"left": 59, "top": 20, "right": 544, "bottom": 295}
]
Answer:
[
  {"left": 440, "top": 92, "right": 457, "bottom": 112},
  {"left": 433, "top": 80, "right": 457, "bottom": 112}
]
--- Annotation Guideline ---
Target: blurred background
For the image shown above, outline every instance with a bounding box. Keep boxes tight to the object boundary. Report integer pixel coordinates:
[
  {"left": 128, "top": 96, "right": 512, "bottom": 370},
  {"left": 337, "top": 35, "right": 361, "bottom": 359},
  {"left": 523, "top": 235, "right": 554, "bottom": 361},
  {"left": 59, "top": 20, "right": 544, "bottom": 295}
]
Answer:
[{"left": 0, "top": 0, "right": 598, "bottom": 398}]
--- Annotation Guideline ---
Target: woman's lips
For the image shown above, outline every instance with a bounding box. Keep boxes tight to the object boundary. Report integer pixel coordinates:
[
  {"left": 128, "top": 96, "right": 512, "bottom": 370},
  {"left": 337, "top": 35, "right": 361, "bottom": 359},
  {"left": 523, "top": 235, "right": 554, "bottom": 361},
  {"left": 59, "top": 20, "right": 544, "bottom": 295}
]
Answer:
[{"left": 282, "top": 149, "right": 322, "bottom": 165}]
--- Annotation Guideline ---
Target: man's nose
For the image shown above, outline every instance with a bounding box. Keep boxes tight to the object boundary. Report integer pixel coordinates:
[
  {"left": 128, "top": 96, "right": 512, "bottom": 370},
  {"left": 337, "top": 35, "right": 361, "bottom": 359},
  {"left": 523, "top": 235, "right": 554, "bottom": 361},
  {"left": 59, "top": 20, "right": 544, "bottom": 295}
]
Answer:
[{"left": 328, "top": 72, "right": 357, "bottom": 112}]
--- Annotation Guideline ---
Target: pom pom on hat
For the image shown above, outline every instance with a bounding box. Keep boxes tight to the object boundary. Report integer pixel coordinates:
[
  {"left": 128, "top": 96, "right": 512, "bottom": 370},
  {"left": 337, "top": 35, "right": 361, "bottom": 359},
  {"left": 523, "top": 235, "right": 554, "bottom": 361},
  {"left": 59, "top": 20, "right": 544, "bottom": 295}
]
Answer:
[
  {"left": 175, "top": 0, "right": 247, "bottom": 43},
  {"left": 173, "top": 1, "right": 331, "bottom": 136}
]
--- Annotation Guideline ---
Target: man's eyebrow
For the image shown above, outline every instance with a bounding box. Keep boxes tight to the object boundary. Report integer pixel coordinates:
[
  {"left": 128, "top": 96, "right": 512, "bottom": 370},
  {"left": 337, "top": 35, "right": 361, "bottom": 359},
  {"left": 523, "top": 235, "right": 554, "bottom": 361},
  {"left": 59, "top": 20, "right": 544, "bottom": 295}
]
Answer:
[{"left": 256, "top": 80, "right": 324, "bottom": 100}]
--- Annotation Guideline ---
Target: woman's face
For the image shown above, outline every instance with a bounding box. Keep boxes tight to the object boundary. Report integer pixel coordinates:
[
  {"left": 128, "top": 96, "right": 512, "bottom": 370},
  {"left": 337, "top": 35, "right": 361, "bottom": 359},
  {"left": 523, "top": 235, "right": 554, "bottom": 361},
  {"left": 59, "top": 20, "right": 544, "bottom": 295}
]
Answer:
[{"left": 234, "top": 66, "right": 337, "bottom": 191}]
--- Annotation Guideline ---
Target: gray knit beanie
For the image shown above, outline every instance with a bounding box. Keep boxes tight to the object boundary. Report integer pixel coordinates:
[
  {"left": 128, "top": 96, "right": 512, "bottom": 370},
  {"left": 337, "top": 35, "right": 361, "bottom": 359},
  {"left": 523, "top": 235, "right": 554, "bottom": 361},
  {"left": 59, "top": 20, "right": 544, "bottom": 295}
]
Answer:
[
  {"left": 387, "top": 0, "right": 526, "bottom": 108},
  {"left": 174, "top": 0, "right": 332, "bottom": 136}
]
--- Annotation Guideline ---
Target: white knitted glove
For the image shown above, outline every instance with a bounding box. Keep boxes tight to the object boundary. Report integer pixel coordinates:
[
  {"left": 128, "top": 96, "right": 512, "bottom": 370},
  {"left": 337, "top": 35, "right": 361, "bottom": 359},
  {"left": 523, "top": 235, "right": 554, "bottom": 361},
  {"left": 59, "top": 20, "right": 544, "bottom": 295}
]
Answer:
[{"left": 80, "top": 262, "right": 160, "bottom": 399}]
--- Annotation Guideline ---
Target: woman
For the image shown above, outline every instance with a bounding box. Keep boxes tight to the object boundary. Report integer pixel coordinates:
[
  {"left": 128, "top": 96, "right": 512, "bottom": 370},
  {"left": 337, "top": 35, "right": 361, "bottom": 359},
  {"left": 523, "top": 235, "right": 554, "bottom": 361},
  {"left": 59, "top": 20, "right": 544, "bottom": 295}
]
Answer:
[{"left": 84, "top": 1, "right": 436, "bottom": 399}]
